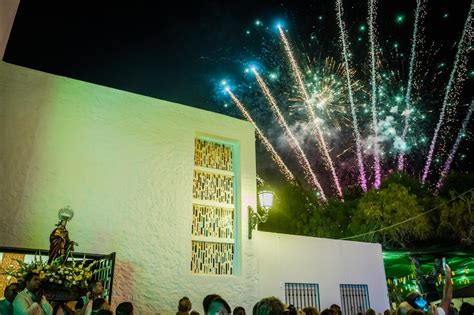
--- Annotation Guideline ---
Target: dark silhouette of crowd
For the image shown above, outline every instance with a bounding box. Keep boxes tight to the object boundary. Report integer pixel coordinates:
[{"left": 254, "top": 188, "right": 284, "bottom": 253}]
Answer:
[{"left": 2, "top": 262, "right": 471, "bottom": 315}]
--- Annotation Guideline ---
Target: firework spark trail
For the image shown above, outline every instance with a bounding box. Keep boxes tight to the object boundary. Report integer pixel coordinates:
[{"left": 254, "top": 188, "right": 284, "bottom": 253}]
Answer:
[
  {"left": 335, "top": 0, "right": 368, "bottom": 192},
  {"left": 252, "top": 69, "right": 327, "bottom": 201},
  {"left": 368, "top": 0, "right": 381, "bottom": 189},
  {"left": 436, "top": 101, "right": 474, "bottom": 189},
  {"left": 421, "top": 2, "right": 473, "bottom": 183},
  {"left": 277, "top": 26, "right": 344, "bottom": 198},
  {"left": 398, "top": 0, "right": 427, "bottom": 171},
  {"left": 227, "top": 89, "right": 295, "bottom": 182}
]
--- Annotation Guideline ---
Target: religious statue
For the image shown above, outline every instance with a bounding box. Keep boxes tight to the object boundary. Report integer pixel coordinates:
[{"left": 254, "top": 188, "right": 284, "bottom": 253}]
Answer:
[{"left": 48, "top": 206, "right": 78, "bottom": 265}]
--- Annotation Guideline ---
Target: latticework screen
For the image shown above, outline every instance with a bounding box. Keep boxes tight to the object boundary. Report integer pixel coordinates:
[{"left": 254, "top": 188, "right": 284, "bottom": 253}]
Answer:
[
  {"left": 194, "top": 139, "right": 233, "bottom": 171},
  {"left": 191, "top": 138, "right": 235, "bottom": 275},
  {"left": 192, "top": 171, "right": 234, "bottom": 204},
  {"left": 192, "top": 205, "right": 234, "bottom": 239},
  {"left": 190, "top": 241, "right": 234, "bottom": 275}
]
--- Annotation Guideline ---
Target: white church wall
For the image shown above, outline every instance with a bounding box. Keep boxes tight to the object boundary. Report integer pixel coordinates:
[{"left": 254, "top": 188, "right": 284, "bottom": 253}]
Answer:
[
  {"left": 255, "top": 231, "right": 390, "bottom": 313},
  {"left": 0, "top": 61, "right": 258, "bottom": 314}
]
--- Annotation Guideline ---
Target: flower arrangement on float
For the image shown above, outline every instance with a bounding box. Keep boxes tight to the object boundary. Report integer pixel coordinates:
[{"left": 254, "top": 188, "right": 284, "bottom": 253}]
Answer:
[{"left": 3, "top": 255, "right": 99, "bottom": 290}]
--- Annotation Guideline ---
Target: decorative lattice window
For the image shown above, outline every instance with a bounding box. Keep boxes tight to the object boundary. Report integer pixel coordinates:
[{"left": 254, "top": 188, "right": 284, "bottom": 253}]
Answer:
[
  {"left": 191, "top": 139, "right": 235, "bottom": 275},
  {"left": 284, "top": 283, "right": 320, "bottom": 310},
  {"left": 340, "top": 284, "right": 370, "bottom": 315}
]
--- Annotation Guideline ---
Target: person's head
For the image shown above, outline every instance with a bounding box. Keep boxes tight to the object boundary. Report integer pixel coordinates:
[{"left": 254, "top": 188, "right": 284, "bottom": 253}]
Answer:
[
  {"left": 179, "top": 296, "right": 192, "bottom": 312},
  {"left": 320, "top": 309, "right": 336, "bottom": 315},
  {"left": 203, "top": 294, "right": 222, "bottom": 314},
  {"left": 4, "top": 283, "right": 19, "bottom": 302},
  {"left": 405, "top": 292, "right": 428, "bottom": 312},
  {"left": 233, "top": 306, "right": 246, "bottom": 315},
  {"left": 459, "top": 302, "right": 474, "bottom": 315},
  {"left": 24, "top": 272, "right": 41, "bottom": 292},
  {"left": 116, "top": 301, "right": 134, "bottom": 315},
  {"left": 366, "top": 309, "right": 376, "bottom": 315},
  {"left": 207, "top": 296, "right": 231, "bottom": 315},
  {"left": 302, "top": 307, "right": 319, "bottom": 315},
  {"left": 92, "top": 298, "right": 110, "bottom": 312},
  {"left": 256, "top": 297, "right": 284, "bottom": 315},
  {"left": 329, "top": 305, "right": 341, "bottom": 315},
  {"left": 253, "top": 302, "right": 260, "bottom": 315},
  {"left": 89, "top": 281, "right": 104, "bottom": 297},
  {"left": 396, "top": 302, "right": 413, "bottom": 315},
  {"left": 286, "top": 305, "right": 297, "bottom": 315},
  {"left": 384, "top": 309, "right": 392, "bottom": 315}
]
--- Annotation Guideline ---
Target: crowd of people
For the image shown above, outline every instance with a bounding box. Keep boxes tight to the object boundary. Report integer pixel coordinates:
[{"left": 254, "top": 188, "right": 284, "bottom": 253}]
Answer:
[{"left": 0, "top": 264, "right": 473, "bottom": 315}]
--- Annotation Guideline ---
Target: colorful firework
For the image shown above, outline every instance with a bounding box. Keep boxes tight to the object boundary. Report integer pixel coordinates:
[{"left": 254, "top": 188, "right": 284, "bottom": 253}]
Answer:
[
  {"left": 368, "top": 0, "right": 382, "bottom": 188},
  {"left": 252, "top": 68, "right": 327, "bottom": 200},
  {"left": 336, "top": 0, "right": 368, "bottom": 192},
  {"left": 278, "top": 25, "right": 343, "bottom": 198},
  {"left": 226, "top": 88, "right": 295, "bottom": 182},
  {"left": 216, "top": 1, "right": 473, "bottom": 198},
  {"left": 398, "top": 0, "right": 428, "bottom": 171},
  {"left": 436, "top": 100, "right": 474, "bottom": 190},
  {"left": 421, "top": 2, "right": 473, "bottom": 184}
]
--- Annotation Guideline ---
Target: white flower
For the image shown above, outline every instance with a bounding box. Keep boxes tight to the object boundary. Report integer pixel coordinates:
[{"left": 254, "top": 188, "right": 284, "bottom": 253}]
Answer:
[{"left": 49, "top": 278, "right": 54, "bottom": 283}]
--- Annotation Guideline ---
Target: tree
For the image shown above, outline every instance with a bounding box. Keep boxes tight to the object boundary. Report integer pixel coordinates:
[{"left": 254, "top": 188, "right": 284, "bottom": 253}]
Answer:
[
  {"left": 349, "top": 183, "right": 432, "bottom": 248},
  {"left": 438, "top": 190, "right": 474, "bottom": 247}
]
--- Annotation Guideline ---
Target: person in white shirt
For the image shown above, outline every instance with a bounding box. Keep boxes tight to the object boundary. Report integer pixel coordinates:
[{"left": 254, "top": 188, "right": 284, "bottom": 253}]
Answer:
[{"left": 13, "top": 272, "right": 53, "bottom": 315}]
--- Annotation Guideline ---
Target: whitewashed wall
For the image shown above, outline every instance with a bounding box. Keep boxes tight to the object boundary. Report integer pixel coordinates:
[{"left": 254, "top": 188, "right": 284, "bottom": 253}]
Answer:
[
  {"left": 0, "top": 62, "right": 258, "bottom": 314},
  {"left": 255, "top": 231, "right": 390, "bottom": 313}
]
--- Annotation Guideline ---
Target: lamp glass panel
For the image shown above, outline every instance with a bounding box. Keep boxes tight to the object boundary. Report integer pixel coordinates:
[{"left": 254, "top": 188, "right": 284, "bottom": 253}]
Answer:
[{"left": 258, "top": 191, "right": 274, "bottom": 209}]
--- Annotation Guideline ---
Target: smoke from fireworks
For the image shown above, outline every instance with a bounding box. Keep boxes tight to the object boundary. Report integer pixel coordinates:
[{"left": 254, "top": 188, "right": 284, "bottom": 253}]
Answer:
[{"left": 252, "top": 68, "right": 327, "bottom": 200}]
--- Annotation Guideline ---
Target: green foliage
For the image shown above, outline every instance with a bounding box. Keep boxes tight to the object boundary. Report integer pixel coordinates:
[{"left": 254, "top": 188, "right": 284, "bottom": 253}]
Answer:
[
  {"left": 438, "top": 190, "right": 474, "bottom": 247},
  {"left": 259, "top": 172, "right": 474, "bottom": 250},
  {"left": 349, "top": 183, "right": 431, "bottom": 247}
]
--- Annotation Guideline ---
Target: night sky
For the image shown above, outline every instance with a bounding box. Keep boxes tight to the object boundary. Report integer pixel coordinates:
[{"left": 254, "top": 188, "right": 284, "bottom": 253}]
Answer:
[{"left": 5, "top": 0, "right": 473, "bottom": 192}]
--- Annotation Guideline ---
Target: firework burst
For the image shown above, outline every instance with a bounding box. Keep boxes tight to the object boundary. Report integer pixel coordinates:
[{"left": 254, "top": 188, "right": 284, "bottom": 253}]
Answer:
[{"left": 216, "top": 0, "right": 473, "bottom": 199}]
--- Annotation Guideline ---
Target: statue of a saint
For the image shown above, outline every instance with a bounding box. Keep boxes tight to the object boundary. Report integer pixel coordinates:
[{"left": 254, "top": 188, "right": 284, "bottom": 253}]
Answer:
[{"left": 48, "top": 207, "right": 78, "bottom": 265}]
